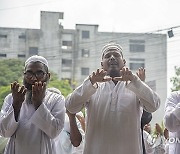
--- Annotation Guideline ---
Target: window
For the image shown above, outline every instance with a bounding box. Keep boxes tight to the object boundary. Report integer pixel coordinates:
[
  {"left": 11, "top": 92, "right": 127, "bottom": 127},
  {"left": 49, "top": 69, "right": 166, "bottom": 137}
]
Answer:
[
  {"left": 62, "top": 41, "right": 72, "bottom": 46},
  {"left": 129, "top": 58, "right": 145, "bottom": 70},
  {"left": 62, "top": 59, "right": 72, "bottom": 67},
  {"left": 0, "top": 53, "right": 7, "bottom": 57},
  {"left": 81, "top": 49, "right": 90, "bottom": 57},
  {"left": 130, "top": 63, "right": 145, "bottom": 70},
  {"left": 19, "top": 35, "right": 26, "bottom": 39},
  {"left": 29, "top": 47, "right": 38, "bottom": 55},
  {"left": 18, "top": 54, "right": 26, "bottom": 58},
  {"left": 62, "top": 41, "right": 72, "bottom": 49},
  {"left": 81, "top": 67, "right": 89, "bottom": 75},
  {"left": 0, "top": 35, "right": 7, "bottom": 38},
  {"left": 82, "top": 31, "right": 90, "bottom": 39},
  {"left": 129, "top": 39, "right": 145, "bottom": 52}
]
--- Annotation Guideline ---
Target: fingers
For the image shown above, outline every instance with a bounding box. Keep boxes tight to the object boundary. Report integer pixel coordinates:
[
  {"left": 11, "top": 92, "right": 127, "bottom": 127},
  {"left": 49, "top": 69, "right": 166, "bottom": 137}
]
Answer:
[
  {"left": 95, "top": 69, "right": 107, "bottom": 77},
  {"left": 11, "top": 81, "right": 20, "bottom": 91},
  {"left": 32, "top": 82, "right": 46, "bottom": 91},
  {"left": 76, "top": 115, "right": 85, "bottom": 122},
  {"left": 136, "top": 67, "right": 145, "bottom": 81},
  {"left": 113, "top": 77, "right": 123, "bottom": 81},
  {"left": 19, "top": 85, "right": 27, "bottom": 95},
  {"left": 11, "top": 82, "right": 26, "bottom": 95},
  {"left": 90, "top": 69, "right": 111, "bottom": 83},
  {"left": 103, "top": 76, "right": 112, "bottom": 82},
  {"left": 114, "top": 67, "right": 133, "bottom": 81}
]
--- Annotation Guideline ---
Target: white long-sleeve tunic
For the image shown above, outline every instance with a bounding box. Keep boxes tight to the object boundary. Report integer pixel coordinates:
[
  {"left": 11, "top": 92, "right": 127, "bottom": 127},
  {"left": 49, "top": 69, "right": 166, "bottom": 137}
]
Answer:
[
  {"left": 164, "top": 91, "right": 180, "bottom": 154},
  {"left": 0, "top": 90, "right": 65, "bottom": 154},
  {"left": 66, "top": 77, "right": 160, "bottom": 154}
]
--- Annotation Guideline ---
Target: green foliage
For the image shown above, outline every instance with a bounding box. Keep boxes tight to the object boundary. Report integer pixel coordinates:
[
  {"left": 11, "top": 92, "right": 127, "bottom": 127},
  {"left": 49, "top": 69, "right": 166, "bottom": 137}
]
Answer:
[
  {"left": 48, "top": 72, "right": 73, "bottom": 97},
  {"left": 0, "top": 85, "right": 11, "bottom": 109},
  {"left": 48, "top": 79, "right": 72, "bottom": 97},
  {"left": 0, "top": 59, "right": 24, "bottom": 109},
  {"left": 170, "top": 66, "right": 180, "bottom": 91},
  {"left": 0, "top": 59, "right": 24, "bottom": 86}
]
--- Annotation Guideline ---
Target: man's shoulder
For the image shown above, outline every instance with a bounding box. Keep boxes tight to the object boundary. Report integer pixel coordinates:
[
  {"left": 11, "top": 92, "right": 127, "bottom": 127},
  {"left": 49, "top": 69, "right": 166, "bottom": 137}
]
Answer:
[
  {"left": 169, "top": 91, "right": 180, "bottom": 99},
  {"left": 46, "top": 88, "right": 65, "bottom": 100},
  {"left": 4, "top": 93, "right": 13, "bottom": 101}
]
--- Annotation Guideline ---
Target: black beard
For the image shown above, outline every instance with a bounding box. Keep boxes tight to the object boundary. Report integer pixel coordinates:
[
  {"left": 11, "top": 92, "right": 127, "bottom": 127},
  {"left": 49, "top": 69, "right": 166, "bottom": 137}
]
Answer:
[
  {"left": 25, "top": 90, "right": 32, "bottom": 104},
  {"left": 108, "top": 69, "right": 120, "bottom": 78},
  {"left": 23, "top": 79, "right": 33, "bottom": 90}
]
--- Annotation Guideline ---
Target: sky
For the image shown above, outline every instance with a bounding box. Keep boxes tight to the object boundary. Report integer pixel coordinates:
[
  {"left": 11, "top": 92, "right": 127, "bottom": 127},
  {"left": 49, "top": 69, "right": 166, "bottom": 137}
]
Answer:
[{"left": 0, "top": 0, "right": 180, "bottom": 93}]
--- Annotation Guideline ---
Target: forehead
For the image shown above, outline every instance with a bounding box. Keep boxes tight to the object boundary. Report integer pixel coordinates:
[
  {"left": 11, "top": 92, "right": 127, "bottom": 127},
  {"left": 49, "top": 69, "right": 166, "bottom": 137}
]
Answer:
[{"left": 25, "top": 62, "right": 46, "bottom": 71}]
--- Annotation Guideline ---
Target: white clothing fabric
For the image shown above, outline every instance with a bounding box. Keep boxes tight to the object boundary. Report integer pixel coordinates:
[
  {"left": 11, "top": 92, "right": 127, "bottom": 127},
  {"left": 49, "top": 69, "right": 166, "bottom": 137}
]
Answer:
[
  {"left": 143, "top": 131, "right": 154, "bottom": 154},
  {"left": 54, "top": 113, "right": 85, "bottom": 154},
  {"left": 153, "top": 135, "right": 165, "bottom": 154},
  {"left": 66, "top": 77, "right": 160, "bottom": 154},
  {"left": 0, "top": 90, "right": 65, "bottom": 154},
  {"left": 164, "top": 91, "right": 180, "bottom": 154},
  {"left": 165, "top": 140, "right": 169, "bottom": 154}
]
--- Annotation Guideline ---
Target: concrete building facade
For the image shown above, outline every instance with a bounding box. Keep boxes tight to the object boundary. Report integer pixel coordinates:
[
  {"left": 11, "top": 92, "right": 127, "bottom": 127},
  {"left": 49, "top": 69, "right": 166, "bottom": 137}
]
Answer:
[{"left": 0, "top": 11, "right": 167, "bottom": 124}]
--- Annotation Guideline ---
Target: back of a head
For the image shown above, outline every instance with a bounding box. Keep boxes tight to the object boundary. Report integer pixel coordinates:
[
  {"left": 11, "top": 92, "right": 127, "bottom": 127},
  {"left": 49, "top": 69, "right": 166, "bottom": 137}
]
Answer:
[{"left": 141, "top": 110, "right": 152, "bottom": 129}]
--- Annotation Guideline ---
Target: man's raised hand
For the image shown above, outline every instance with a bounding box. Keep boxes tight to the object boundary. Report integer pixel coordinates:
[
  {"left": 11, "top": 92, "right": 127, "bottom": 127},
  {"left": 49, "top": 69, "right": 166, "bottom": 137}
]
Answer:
[
  {"left": 32, "top": 81, "right": 46, "bottom": 110},
  {"left": 113, "top": 67, "right": 136, "bottom": 82},
  {"left": 89, "top": 69, "right": 112, "bottom": 85},
  {"left": 11, "top": 81, "right": 27, "bottom": 121},
  {"left": 136, "top": 67, "right": 145, "bottom": 82},
  {"left": 11, "top": 81, "right": 26, "bottom": 109}
]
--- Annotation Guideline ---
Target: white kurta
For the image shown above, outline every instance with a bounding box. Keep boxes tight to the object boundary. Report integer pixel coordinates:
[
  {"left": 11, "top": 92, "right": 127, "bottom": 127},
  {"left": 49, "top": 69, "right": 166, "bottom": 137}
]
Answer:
[
  {"left": 0, "top": 90, "right": 65, "bottom": 154},
  {"left": 164, "top": 91, "right": 180, "bottom": 154},
  {"left": 66, "top": 77, "right": 160, "bottom": 154},
  {"left": 54, "top": 112, "right": 85, "bottom": 154},
  {"left": 143, "top": 131, "right": 154, "bottom": 154}
]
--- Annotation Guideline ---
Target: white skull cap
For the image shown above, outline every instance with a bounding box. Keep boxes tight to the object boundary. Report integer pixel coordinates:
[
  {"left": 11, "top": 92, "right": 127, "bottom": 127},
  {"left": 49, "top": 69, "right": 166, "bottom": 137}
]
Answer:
[
  {"left": 25, "top": 55, "right": 49, "bottom": 68},
  {"left": 102, "top": 42, "right": 123, "bottom": 58}
]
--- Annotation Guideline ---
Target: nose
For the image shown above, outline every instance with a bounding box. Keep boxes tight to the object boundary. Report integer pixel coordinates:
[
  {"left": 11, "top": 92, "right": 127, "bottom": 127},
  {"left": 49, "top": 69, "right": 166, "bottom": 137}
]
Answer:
[
  {"left": 110, "top": 55, "right": 115, "bottom": 60},
  {"left": 30, "top": 74, "right": 38, "bottom": 81}
]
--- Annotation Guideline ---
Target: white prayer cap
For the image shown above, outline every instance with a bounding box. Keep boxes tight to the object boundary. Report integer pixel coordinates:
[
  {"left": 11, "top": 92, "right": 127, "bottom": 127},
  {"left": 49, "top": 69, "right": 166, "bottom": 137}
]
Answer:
[
  {"left": 25, "top": 55, "right": 49, "bottom": 68},
  {"left": 101, "top": 42, "right": 123, "bottom": 58}
]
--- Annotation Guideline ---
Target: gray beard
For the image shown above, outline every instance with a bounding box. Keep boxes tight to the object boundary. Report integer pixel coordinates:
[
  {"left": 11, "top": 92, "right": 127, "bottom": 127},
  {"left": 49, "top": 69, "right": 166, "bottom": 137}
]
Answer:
[{"left": 25, "top": 90, "right": 32, "bottom": 104}]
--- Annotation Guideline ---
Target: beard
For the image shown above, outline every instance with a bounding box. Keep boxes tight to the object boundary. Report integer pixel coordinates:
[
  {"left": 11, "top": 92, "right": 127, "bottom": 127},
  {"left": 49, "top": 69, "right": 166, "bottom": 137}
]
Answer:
[
  {"left": 23, "top": 79, "right": 33, "bottom": 90},
  {"left": 23, "top": 77, "right": 49, "bottom": 104},
  {"left": 108, "top": 68, "right": 121, "bottom": 78},
  {"left": 25, "top": 90, "right": 32, "bottom": 104}
]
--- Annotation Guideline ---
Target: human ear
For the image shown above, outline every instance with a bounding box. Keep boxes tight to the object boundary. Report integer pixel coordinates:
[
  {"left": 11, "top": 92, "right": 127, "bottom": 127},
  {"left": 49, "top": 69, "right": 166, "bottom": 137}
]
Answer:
[
  {"left": 123, "top": 59, "right": 126, "bottom": 64},
  {"left": 47, "top": 72, "right": 51, "bottom": 80},
  {"left": 101, "top": 61, "right": 103, "bottom": 68}
]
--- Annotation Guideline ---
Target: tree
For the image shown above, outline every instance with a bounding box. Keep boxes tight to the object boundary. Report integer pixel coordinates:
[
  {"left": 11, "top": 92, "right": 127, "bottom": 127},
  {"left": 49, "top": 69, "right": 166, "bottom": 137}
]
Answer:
[
  {"left": 48, "top": 72, "right": 73, "bottom": 97},
  {"left": 0, "top": 85, "right": 11, "bottom": 109},
  {"left": 0, "top": 59, "right": 24, "bottom": 86},
  {"left": 170, "top": 66, "right": 180, "bottom": 91}
]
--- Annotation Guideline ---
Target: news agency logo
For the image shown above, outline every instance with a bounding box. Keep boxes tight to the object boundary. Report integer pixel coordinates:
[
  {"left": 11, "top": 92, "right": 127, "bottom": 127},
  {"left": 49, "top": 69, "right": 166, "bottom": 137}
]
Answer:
[{"left": 169, "top": 137, "right": 180, "bottom": 144}]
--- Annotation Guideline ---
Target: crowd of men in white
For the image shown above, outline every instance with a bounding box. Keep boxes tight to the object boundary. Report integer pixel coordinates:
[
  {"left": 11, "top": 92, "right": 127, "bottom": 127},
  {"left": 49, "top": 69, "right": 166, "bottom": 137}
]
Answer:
[{"left": 0, "top": 42, "right": 179, "bottom": 154}]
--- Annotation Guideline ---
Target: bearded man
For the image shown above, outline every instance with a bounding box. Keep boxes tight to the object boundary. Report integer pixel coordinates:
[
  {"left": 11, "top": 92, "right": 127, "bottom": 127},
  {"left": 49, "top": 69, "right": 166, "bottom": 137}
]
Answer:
[
  {"left": 66, "top": 42, "right": 160, "bottom": 154},
  {"left": 0, "top": 55, "right": 65, "bottom": 154}
]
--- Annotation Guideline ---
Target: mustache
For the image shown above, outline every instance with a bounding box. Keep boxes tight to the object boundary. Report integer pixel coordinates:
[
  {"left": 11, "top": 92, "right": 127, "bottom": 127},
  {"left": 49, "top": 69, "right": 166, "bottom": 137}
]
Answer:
[{"left": 23, "top": 78, "right": 49, "bottom": 90}]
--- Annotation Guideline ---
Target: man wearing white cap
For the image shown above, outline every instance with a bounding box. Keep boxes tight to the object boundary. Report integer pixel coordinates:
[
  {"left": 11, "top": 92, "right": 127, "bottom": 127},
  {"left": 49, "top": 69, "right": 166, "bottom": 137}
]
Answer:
[
  {"left": 0, "top": 55, "right": 65, "bottom": 154},
  {"left": 66, "top": 42, "right": 160, "bottom": 154}
]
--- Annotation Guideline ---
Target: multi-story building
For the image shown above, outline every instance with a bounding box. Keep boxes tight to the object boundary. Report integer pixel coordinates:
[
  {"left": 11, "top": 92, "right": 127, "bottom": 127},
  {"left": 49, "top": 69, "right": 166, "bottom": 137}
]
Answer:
[{"left": 0, "top": 11, "right": 167, "bottom": 124}]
